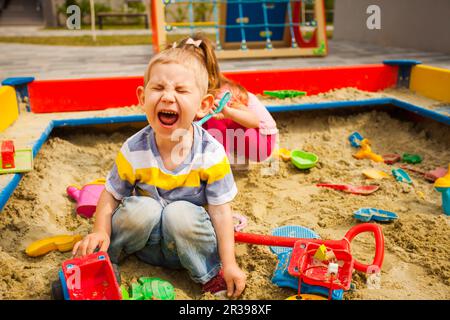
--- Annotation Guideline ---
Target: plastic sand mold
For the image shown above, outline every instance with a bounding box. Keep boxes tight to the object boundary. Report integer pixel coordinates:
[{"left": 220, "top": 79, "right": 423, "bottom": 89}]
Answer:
[
  {"left": 270, "top": 225, "right": 320, "bottom": 255},
  {"left": 362, "top": 169, "right": 390, "bottom": 180},
  {"left": 353, "top": 208, "right": 398, "bottom": 222},
  {"left": 348, "top": 132, "right": 364, "bottom": 148},
  {"left": 0, "top": 147, "right": 33, "bottom": 174},
  {"left": 263, "top": 90, "right": 307, "bottom": 99},
  {"left": 383, "top": 153, "right": 401, "bottom": 165},
  {"left": 402, "top": 153, "right": 423, "bottom": 164},
  {"left": 122, "top": 277, "right": 175, "bottom": 300},
  {"left": 425, "top": 167, "right": 448, "bottom": 182},
  {"left": 274, "top": 148, "right": 292, "bottom": 161},
  {"left": 291, "top": 150, "right": 318, "bottom": 170},
  {"left": 392, "top": 168, "right": 413, "bottom": 184}
]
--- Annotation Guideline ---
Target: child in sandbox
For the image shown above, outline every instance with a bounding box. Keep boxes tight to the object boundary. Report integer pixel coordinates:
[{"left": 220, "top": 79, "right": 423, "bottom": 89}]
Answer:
[
  {"left": 72, "top": 43, "right": 246, "bottom": 298},
  {"left": 175, "top": 35, "right": 278, "bottom": 166}
]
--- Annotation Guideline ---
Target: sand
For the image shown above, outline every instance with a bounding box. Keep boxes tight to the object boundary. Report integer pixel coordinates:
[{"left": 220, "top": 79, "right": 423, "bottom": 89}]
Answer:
[{"left": 0, "top": 89, "right": 449, "bottom": 300}]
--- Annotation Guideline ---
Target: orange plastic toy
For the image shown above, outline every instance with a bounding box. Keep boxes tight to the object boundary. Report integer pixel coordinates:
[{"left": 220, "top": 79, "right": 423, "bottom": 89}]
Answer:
[{"left": 352, "top": 139, "right": 384, "bottom": 162}]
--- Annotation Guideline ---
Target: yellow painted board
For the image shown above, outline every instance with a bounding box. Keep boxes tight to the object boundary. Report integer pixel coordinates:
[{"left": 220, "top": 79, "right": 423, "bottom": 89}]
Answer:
[
  {"left": 410, "top": 65, "right": 450, "bottom": 103},
  {"left": 0, "top": 86, "right": 19, "bottom": 132}
]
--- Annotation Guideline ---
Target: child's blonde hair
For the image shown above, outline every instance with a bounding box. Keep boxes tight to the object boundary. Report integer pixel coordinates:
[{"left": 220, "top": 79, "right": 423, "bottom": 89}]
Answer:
[
  {"left": 175, "top": 34, "right": 249, "bottom": 104},
  {"left": 144, "top": 46, "right": 209, "bottom": 95}
]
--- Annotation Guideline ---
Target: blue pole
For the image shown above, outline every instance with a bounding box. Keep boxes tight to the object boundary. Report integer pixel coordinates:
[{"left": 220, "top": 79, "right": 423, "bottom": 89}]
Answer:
[
  {"left": 261, "top": 1, "right": 272, "bottom": 49},
  {"left": 188, "top": 0, "right": 195, "bottom": 35},
  {"left": 213, "top": 0, "right": 222, "bottom": 50},
  {"left": 237, "top": 0, "right": 248, "bottom": 50},
  {"left": 287, "top": 0, "right": 298, "bottom": 48}
]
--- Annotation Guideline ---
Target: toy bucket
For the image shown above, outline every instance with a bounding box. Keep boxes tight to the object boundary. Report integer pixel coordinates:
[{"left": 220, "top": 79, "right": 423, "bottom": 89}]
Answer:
[{"left": 67, "top": 179, "right": 105, "bottom": 218}]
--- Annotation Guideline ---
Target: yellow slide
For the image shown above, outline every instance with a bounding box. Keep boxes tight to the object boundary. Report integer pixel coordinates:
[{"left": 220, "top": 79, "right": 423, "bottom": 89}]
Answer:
[{"left": 26, "top": 235, "right": 82, "bottom": 257}]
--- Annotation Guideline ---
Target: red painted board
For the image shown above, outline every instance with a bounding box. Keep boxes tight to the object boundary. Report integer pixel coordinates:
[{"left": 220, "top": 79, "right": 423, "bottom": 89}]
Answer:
[
  {"left": 224, "top": 64, "right": 398, "bottom": 95},
  {"left": 27, "top": 65, "right": 398, "bottom": 113},
  {"left": 28, "top": 76, "right": 143, "bottom": 113}
]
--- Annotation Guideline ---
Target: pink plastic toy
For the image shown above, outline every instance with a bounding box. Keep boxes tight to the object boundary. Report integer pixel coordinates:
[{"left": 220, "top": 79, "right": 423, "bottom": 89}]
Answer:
[{"left": 67, "top": 179, "right": 105, "bottom": 218}]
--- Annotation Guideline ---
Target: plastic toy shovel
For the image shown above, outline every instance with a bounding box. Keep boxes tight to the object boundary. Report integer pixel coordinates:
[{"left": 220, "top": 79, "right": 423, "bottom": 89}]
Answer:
[
  {"left": 196, "top": 91, "right": 232, "bottom": 126},
  {"left": 317, "top": 183, "right": 379, "bottom": 195}
]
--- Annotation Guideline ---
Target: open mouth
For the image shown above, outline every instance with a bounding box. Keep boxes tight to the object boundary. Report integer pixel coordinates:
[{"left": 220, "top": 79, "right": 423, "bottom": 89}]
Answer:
[{"left": 158, "top": 110, "right": 179, "bottom": 126}]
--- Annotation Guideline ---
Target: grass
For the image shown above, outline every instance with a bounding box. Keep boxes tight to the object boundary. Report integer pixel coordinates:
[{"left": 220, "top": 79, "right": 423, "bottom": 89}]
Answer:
[
  {"left": 44, "top": 24, "right": 148, "bottom": 31},
  {"left": 0, "top": 31, "right": 332, "bottom": 46},
  {"left": 0, "top": 35, "right": 153, "bottom": 46}
]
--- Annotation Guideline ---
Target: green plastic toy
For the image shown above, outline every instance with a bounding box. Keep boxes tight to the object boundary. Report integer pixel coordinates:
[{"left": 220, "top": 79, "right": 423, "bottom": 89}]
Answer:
[
  {"left": 263, "top": 90, "right": 307, "bottom": 99},
  {"left": 402, "top": 153, "right": 422, "bottom": 164},
  {"left": 291, "top": 150, "right": 319, "bottom": 170},
  {"left": 122, "top": 277, "right": 175, "bottom": 300}
]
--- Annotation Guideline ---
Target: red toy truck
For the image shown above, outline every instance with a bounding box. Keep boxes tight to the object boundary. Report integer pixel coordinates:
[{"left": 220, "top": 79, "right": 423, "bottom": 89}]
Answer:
[{"left": 51, "top": 251, "right": 121, "bottom": 300}]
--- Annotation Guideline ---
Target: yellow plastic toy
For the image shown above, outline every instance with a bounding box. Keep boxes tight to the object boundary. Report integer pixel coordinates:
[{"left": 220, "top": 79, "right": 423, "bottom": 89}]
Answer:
[
  {"left": 434, "top": 164, "right": 450, "bottom": 216},
  {"left": 274, "top": 148, "right": 291, "bottom": 161},
  {"left": 362, "top": 168, "right": 390, "bottom": 180},
  {"left": 25, "top": 234, "right": 82, "bottom": 257},
  {"left": 353, "top": 139, "right": 384, "bottom": 163},
  {"left": 313, "top": 244, "right": 328, "bottom": 261}
]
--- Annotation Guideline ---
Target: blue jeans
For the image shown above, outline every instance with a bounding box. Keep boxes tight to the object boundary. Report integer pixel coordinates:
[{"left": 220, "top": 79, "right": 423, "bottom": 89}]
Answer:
[{"left": 107, "top": 196, "right": 221, "bottom": 284}]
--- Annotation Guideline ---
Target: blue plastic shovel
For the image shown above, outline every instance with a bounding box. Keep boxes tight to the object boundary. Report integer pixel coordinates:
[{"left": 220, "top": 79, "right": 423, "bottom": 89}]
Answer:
[{"left": 195, "top": 91, "right": 232, "bottom": 126}]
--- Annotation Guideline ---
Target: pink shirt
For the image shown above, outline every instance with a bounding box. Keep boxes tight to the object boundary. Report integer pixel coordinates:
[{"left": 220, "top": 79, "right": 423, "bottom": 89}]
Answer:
[{"left": 218, "top": 89, "right": 278, "bottom": 136}]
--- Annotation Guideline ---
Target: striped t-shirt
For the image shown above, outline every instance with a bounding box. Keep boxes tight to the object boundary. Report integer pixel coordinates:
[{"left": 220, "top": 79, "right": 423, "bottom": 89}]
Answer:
[{"left": 105, "top": 123, "right": 238, "bottom": 207}]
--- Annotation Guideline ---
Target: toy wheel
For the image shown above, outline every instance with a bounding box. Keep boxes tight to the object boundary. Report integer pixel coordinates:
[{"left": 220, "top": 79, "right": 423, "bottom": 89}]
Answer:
[
  {"left": 51, "top": 280, "right": 64, "bottom": 300},
  {"left": 113, "top": 264, "right": 121, "bottom": 285}
]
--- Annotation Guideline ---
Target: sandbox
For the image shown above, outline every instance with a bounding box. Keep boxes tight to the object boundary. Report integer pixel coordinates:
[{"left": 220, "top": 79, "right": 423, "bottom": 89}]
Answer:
[{"left": 0, "top": 61, "right": 449, "bottom": 300}]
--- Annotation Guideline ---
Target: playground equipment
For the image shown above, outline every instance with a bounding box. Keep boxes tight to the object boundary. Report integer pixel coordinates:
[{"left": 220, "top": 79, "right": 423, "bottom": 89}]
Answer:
[
  {"left": 434, "top": 165, "right": 450, "bottom": 215},
  {"left": 66, "top": 179, "right": 105, "bottom": 219},
  {"left": 151, "top": 0, "right": 328, "bottom": 59},
  {"left": 51, "top": 251, "right": 121, "bottom": 300}
]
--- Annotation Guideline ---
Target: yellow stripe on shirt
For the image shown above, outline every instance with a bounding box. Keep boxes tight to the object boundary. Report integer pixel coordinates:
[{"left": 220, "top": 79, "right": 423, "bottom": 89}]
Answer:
[
  {"left": 115, "top": 151, "right": 136, "bottom": 185},
  {"left": 133, "top": 156, "right": 232, "bottom": 190}
]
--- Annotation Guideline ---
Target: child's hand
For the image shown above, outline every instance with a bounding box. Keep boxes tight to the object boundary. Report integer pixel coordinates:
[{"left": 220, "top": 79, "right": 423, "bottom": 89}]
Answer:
[
  {"left": 209, "top": 99, "right": 229, "bottom": 120},
  {"left": 223, "top": 263, "right": 246, "bottom": 298},
  {"left": 72, "top": 231, "right": 110, "bottom": 258}
]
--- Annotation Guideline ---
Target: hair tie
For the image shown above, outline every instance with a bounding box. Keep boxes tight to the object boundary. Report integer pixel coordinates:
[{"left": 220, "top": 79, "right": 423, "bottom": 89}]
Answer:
[{"left": 185, "top": 38, "right": 202, "bottom": 47}]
